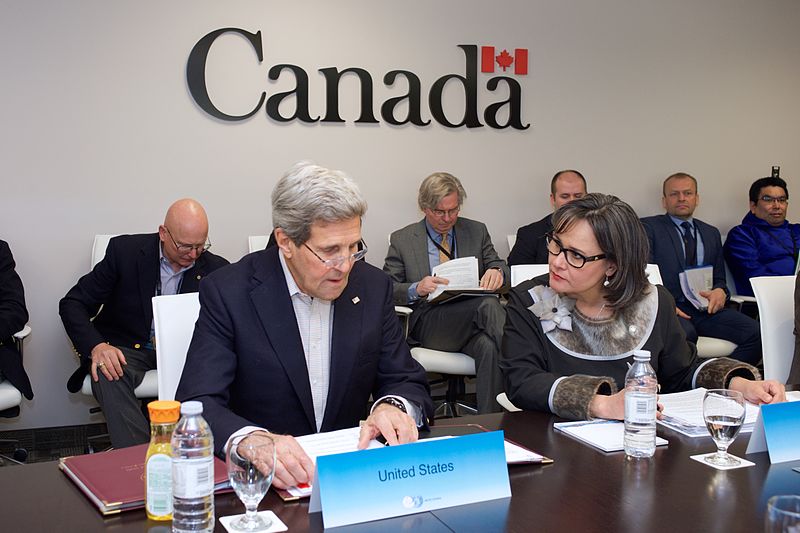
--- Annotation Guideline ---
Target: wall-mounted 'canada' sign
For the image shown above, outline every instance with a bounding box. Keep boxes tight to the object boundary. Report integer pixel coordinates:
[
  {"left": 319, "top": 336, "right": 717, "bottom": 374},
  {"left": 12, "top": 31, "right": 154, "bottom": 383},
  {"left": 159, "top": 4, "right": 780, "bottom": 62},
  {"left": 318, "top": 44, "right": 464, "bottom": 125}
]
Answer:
[{"left": 186, "top": 28, "right": 529, "bottom": 130}]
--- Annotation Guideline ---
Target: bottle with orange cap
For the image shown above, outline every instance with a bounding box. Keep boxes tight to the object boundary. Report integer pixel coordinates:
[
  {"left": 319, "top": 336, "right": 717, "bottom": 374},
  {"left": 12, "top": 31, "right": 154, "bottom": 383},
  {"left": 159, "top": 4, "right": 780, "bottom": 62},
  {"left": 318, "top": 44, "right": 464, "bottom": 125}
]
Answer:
[{"left": 145, "top": 400, "right": 181, "bottom": 521}]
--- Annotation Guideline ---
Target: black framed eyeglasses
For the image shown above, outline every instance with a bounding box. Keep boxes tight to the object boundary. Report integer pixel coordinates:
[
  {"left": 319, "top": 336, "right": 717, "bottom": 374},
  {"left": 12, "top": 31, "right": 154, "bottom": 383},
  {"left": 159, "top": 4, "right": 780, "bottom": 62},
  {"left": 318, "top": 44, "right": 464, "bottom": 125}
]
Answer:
[
  {"left": 165, "top": 227, "right": 212, "bottom": 254},
  {"left": 303, "top": 240, "right": 368, "bottom": 269},
  {"left": 545, "top": 233, "right": 606, "bottom": 269}
]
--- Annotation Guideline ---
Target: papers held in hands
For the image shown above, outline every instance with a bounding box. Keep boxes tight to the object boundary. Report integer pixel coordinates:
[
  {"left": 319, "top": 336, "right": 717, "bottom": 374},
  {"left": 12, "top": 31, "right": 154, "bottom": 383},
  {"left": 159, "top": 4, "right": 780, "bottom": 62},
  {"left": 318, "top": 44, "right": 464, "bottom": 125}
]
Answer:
[
  {"left": 554, "top": 420, "right": 668, "bottom": 452},
  {"left": 679, "top": 265, "right": 713, "bottom": 311},
  {"left": 427, "top": 256, "right": 495, "bottom": 304},
  {"left": 657, "top": 387, "right": 760, "bottom": 437}
]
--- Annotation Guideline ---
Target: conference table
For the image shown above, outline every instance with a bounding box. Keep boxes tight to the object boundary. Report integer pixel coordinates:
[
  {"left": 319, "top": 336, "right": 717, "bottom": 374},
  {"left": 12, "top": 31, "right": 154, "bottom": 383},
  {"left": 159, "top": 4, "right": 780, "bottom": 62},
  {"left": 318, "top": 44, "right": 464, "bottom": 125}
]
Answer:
[{"left": 3, "top": 409, "right": 798, "bottom": 532}]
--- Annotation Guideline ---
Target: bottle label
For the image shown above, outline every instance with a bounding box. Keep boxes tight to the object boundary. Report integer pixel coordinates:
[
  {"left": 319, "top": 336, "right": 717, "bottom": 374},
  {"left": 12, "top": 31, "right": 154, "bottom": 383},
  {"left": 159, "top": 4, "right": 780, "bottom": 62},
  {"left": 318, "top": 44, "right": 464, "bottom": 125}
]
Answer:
[
  {"left": 146, "top": 453, "right": 173, "bottom": 516},
  {"left": 625, "top": 392, "right": 656, "bottom": 424},
  {"left": 172, "top": 456, "right": 214, "bottom": 499}
]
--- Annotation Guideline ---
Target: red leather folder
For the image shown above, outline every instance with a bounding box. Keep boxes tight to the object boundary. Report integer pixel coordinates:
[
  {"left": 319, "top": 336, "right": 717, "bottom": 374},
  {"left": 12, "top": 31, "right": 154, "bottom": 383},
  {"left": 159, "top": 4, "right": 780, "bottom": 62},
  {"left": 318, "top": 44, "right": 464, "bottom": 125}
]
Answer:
[{"left": 59, "top": 443, "right": 230, "bottom": 515}]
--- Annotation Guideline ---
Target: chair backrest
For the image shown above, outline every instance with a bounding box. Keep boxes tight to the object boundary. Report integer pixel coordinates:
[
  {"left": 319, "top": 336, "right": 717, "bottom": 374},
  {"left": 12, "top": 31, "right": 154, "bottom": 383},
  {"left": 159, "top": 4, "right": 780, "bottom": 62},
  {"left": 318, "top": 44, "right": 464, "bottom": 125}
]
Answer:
[
  {"left": 645, "top": 263, "right": 663, "bottom": 285},
  {"left": 248, "top": 235, "right": 269, "bottom": 253},
  {"left": 507, "top": 234, "right": 516, "bottom": 251},
  {"left": 510, "top": 264, "right": 548, "bottom": 287},
  {"left": 750, "top": 276, "right": 796, "bottom": 383},
  {"left": 152, "top": 293, "right": 201, "bottom": 401},
  {"left": 91, "top": 234, "right": 117, "bottom": 268}
]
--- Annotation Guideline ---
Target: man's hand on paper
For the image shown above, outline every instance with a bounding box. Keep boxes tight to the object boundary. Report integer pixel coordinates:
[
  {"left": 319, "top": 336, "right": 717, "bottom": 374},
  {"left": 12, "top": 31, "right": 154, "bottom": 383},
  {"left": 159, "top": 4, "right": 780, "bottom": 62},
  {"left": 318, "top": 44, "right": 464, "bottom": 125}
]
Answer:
[
  {"left": 700, "top": 288, "right": 726, "bottom": 314},
  {"left": 729, "top": 377, "right": 786, "bottom": 405},
  {"left": 479, "top": 268, "right": 503, "bottom": 291},
  {"left": 416, "top": 275, "right": 448, "bottom": 297},
  {"left": 243, "top": 431, "right": 315, "bottom": 490},
  {"left": 357, "top": 402, "right": 418, "bottom": 449},
  {"left": 90, "top": 342, "right": 127, "bottom": 381}
]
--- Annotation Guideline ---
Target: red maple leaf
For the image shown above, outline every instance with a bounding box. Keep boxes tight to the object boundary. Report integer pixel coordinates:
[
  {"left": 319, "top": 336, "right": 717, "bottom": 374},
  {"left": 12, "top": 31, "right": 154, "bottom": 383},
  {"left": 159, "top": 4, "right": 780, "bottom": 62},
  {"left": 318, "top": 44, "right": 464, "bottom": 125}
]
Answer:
[{"left": 496, "top": 49, "right": 514, "bottom": 72}]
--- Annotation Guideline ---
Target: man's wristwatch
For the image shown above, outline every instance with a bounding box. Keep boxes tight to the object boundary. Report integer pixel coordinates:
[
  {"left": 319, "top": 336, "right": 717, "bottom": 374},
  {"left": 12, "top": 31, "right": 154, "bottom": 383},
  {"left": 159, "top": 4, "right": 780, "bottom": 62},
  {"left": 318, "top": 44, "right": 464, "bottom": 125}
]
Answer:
[{"left": 375, "top": 396, "right": 407, "bottom": 414}]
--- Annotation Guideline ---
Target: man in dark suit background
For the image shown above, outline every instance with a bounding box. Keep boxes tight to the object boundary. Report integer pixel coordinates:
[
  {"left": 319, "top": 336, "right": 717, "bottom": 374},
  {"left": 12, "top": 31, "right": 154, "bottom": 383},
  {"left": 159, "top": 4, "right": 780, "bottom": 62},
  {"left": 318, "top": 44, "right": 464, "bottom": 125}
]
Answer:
[
  {"left": 177, "top": 162, "right": 432, "bottom": 490},
  {"left": 0, "top": 240, "right": 33, "bottom": 417},
  {"left": 383, "top": 172, "right": 509, "bottom": 413},
  {"left": 59, "top": 199, "right": 229, "bottom": 447},
  {"left": 641, "top": 172, "right": 761, "bottom": 365},
  {"left": 508, "top": 169, "right": 587, "bottom": 266}
]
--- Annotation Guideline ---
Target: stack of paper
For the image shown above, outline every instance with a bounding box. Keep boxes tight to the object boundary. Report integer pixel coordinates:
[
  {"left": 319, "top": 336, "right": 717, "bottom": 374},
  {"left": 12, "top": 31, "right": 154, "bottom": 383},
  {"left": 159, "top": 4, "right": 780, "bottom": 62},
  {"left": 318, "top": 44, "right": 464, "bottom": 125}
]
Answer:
[
  {"left": 678, "top": 265, "right": 713, "bottom": 311},
  {"left": 658, "top": 387, "right": 760, "bottom": 437},
  {"left": 554, "top": 419, "right": 668, "bottom": 452}
]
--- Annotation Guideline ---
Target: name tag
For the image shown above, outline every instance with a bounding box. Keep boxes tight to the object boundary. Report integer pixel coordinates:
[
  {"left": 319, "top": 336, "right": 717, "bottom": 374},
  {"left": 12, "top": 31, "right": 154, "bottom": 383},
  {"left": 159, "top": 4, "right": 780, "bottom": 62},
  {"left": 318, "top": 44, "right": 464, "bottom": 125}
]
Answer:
[
  {"left": 746, "top": 401, "right": 800, "bottom": 463},
  {"left": 309, "top": 431, "right": 510, "bottom": 528}
]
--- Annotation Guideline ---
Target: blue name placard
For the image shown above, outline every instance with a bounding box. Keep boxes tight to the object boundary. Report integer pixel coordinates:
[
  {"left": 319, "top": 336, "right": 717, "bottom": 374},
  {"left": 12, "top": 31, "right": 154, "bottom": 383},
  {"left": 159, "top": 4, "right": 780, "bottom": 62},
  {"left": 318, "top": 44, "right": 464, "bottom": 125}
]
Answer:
[
  {"left": 761, "top": 401, "right": 800, "bottom": 464},
  {"left": 310, "top": 431, "right": 511, "bottom": 529}
]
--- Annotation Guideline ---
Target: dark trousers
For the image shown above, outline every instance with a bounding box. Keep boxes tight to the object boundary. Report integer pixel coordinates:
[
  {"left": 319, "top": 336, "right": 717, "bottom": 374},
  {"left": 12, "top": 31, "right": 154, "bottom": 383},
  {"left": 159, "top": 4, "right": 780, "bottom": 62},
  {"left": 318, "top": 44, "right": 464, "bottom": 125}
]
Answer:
[
  {"left": 678, "top": 305, "right": 762, "bottom": 366},
  {"left": 411, "top": 296, "right": 505, "bottom": 413},
  {"left": 91, "top": 346, "right": 155, "bottom": 448}
]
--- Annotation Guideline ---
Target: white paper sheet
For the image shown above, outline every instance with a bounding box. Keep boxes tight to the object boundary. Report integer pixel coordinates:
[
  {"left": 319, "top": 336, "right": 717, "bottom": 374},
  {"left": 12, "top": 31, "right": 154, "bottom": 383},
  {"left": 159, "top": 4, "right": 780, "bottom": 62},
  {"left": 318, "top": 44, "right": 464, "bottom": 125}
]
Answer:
[
  {"left": 658, "top": 387, "right": 760, "bottom": 437},
  {"left": 427, "top": 256, "right": 481, "bottom": 301},
  {"left": 554, "top": 419, "right": 668, "bottom": 452}
]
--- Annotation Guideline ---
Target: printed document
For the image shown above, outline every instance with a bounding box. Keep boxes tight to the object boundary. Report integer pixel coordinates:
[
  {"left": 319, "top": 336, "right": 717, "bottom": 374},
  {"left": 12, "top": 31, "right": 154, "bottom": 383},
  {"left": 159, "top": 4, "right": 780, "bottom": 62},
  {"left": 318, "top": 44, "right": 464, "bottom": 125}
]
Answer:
[
  {"left": 658, "top": 387, "right": 760, "bottom": 437},
  {"left": 679, "top": 266, "right": 713, "bottom": 311},
  {"left": 554, "top": 420, "right": 667, "bottom": 452},
  {"left": 427, "top": 256, "right": 496, "bottom": 304}
]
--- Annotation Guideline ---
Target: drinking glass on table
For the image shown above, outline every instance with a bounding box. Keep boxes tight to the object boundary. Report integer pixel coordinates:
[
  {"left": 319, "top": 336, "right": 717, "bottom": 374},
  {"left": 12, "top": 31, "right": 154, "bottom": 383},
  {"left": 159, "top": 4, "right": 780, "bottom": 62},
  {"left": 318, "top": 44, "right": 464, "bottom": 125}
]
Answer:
[
  {"left": 702, "top": 389, "right": 745, "bottom": 467},
  {"left": 765, "top": 495, "right": 800, "bottom": 532},
  {"left": 226, "top": 436, "right": 276, "bottom": 531}
]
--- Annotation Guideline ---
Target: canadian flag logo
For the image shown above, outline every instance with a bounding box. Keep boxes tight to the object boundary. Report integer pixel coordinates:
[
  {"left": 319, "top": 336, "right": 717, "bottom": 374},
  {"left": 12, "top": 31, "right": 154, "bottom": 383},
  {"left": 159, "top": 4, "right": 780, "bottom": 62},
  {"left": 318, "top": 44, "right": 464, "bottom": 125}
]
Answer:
[{"left": 480, "top": 46, "right": 528, "bottom": 75}]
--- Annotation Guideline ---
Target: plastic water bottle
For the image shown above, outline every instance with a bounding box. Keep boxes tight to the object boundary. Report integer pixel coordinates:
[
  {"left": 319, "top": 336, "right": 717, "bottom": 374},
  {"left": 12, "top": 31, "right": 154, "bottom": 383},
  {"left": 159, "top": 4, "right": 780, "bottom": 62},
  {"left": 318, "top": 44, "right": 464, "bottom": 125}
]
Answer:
[
  {"left": 623, "top": 350, "right": 658, "bottom": 458},
  {"left": 171, "top": 401, "right": 215, "bottom": 532}
]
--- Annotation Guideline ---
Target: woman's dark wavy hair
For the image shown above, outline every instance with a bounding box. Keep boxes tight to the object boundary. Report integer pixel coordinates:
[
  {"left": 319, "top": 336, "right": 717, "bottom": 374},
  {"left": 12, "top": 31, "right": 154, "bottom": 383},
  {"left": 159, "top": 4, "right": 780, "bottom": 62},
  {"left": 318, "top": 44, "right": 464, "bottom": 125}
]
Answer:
[{"left": 551, "top": 193, "right": 650, "bottom": 309}]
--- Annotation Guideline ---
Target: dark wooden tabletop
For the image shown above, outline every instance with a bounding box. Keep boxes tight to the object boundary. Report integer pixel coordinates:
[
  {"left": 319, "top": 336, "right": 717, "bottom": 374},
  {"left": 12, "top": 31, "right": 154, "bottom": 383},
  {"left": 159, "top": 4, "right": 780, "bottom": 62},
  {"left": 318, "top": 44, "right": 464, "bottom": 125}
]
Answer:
[{"left": 3, "top": 411, "right": 798, "bottom": 533}]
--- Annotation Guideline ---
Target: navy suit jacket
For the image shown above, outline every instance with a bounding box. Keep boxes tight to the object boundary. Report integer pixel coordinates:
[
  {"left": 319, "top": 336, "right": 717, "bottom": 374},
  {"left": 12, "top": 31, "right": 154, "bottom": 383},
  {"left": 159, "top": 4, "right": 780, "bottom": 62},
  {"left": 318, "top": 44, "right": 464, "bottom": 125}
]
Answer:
[
  {"left": 0, "top": 240, "right": 33, "bottom": 415},
  {"left": 176, "top": 246, "right": 433, "bottom": 454},
  {"left": 59, "top": 233, "right": 229, "bottom": 391},
  {"left": 641, "top": 215, "right": 728, "bottom": 309},
  {"left": 507, "top": 214, "right": 552, "bottom": 266}
]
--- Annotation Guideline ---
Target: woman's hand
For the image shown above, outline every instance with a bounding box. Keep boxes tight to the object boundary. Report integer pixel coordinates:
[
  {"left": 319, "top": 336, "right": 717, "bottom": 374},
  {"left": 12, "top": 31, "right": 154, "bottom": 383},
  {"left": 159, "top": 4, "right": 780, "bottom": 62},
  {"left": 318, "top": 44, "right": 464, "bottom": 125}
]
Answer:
[{"left": 729, "top": 377, "right": 786, "bottom": 404}]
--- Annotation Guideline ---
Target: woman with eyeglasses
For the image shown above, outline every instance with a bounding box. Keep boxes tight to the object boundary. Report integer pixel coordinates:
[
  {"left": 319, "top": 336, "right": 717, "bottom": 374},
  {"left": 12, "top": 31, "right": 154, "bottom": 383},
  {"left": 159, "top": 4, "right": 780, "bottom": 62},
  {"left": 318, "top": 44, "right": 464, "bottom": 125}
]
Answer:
[{"left": 500, "top": 193, "right": 785, "bottom": 420}]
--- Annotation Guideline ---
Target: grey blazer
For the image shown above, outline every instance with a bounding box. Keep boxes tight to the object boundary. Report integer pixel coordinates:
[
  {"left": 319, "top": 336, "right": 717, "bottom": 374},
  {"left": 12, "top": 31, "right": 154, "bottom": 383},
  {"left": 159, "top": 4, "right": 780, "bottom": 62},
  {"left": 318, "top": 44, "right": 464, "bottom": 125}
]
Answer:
[{"left": 383, "top": 217, "right": 509, "bottom": 306}]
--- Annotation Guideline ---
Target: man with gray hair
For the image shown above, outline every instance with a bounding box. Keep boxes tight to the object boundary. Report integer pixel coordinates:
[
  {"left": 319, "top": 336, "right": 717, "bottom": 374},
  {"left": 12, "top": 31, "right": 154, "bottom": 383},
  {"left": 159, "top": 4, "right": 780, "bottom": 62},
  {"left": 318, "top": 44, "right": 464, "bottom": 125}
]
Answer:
[
  {"left": 177, "top": 162, "right": 432, "bottom": 490},
  {"left": 384, "top": 172, "right": 509, "bottom": 413}
]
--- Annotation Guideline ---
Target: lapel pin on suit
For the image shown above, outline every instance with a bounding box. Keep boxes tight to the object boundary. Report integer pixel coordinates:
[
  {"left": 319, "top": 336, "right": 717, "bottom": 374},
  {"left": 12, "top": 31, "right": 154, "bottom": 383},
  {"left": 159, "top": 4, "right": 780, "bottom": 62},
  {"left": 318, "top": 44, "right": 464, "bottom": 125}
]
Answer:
[
  {"left": 196, "top": 275, "right": 202, "bottom": 280},
  {"left": 352, "top": 296, "right": 360, "bottom": 305}
]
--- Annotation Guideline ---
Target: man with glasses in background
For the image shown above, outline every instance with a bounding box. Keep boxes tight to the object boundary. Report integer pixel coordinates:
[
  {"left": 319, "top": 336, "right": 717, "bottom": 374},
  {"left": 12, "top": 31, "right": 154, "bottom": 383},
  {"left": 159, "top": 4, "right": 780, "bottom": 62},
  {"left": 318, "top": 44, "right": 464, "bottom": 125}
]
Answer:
[
  {"left": 384, "top": 172, "right": 509, "bottom": 414},
  {"left": 724, "top": 175, "right": 800, "bottom": 296},
  {"left": 177, "top": 163, "right": 432, "bottom": 491},
  {"left": 59, "top": 198, "right": 228, "bottom": 448}
]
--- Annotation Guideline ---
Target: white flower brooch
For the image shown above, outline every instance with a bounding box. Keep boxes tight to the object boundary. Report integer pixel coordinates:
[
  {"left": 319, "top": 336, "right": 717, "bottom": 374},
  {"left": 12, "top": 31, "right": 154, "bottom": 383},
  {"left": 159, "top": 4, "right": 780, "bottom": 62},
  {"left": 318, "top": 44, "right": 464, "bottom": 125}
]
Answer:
[{"left": 528, "top": 285, "right": 575, "bottom": 333}]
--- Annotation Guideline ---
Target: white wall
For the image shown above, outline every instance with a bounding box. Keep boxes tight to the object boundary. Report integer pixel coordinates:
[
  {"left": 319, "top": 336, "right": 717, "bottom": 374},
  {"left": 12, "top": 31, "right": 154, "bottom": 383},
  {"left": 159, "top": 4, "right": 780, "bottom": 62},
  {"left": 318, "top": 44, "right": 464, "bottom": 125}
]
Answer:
[{"left": 2, "top": 0, "right": 799, "bottom": 429}]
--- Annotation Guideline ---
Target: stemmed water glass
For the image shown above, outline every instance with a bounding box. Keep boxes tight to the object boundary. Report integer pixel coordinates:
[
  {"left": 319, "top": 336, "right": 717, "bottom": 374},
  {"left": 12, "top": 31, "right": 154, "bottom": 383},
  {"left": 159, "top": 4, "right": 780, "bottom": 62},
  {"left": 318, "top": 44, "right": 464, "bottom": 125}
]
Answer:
[
  {"left": 226, "top": 436, "right": 276, "bottom": 531},
  {"left": 702, "top": 389, "right": 745, "bottom": 467}
]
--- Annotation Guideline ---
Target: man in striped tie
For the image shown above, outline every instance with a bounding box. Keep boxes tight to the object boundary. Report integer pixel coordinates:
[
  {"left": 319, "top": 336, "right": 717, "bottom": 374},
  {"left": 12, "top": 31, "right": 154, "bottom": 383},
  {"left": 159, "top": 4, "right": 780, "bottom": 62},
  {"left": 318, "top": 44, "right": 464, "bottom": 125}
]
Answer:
[{"left": 384, "top": 172, "right": 509, "bottom": 413}]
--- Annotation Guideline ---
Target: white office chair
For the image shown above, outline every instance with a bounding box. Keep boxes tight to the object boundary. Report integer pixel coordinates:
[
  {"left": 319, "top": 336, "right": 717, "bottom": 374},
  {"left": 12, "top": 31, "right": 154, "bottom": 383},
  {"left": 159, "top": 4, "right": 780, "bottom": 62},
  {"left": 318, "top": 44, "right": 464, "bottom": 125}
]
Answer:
[
  {"left": 410, "top": 346, "right": 477, "bottom": 418},
  {"left": 152, "top": 293, "right": 201, "bottom": 401},
  {"left": 80, "top": 234, "right": 158, "bottom": 399},
  {"left": 507, "top": 234, "right": 516, "bottom": 251},
  {"left": 750, "top": 276, "right": 796, "bottom": 383},
  {"left": 0, "top": 325, "right": 32, "bottom": 464},
  {"left": 510, "top": 264, "right": 548, "bottom": 287},
  {"left": 496, "top": 392, "right": 521, "bottom": 412},
  {"left": 248, "top": 235, "right": 270, "bottom": 253}
]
